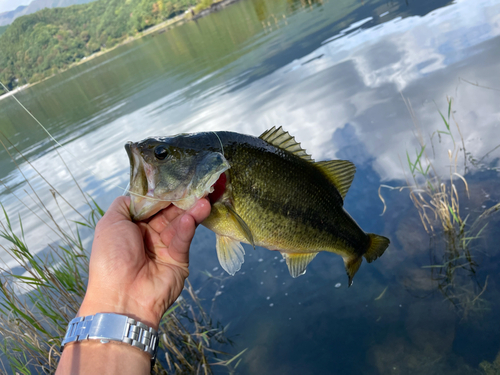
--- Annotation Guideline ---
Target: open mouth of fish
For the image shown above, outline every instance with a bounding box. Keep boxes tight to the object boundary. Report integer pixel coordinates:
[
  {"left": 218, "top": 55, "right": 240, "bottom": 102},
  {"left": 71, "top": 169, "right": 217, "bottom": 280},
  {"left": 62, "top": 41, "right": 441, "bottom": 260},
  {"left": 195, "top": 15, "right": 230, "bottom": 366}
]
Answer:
[{"left": 125, "top": 142, "right": 172, "bottom": 221}]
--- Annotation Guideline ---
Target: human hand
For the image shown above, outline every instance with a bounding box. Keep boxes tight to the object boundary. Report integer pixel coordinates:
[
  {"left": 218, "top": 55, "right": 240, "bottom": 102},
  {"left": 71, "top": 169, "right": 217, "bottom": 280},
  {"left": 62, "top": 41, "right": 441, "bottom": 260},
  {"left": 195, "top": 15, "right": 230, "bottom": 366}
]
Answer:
[{"left": 78, "top": 196, "right": 211, "bottom": 329}]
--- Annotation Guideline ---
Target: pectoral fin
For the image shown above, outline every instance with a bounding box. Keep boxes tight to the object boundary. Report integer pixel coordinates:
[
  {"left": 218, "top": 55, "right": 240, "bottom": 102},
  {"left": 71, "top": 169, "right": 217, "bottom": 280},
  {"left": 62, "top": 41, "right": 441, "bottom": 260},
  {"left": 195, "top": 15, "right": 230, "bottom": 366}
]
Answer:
[
  {"left": 226, "top": 205, "right": 255, "bottom": 248},
  {"left": 281, "top": 252, "right": 318, "bottom": 278},
  {"left": 216, "top": 234, "right": 245, "bottom": 276}
]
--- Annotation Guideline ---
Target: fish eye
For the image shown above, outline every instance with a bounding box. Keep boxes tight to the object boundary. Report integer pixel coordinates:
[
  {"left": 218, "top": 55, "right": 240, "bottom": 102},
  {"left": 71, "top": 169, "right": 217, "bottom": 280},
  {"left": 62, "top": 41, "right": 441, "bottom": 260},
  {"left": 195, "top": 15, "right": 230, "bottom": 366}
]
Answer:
[{"left": 154, "top": 146, "right": 168, "bottom": 160}]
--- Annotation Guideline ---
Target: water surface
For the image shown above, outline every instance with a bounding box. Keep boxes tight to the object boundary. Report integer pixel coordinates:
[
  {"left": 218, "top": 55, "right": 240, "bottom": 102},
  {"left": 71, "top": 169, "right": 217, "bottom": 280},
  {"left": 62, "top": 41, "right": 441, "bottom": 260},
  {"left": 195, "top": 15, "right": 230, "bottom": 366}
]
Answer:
[{"left": 1, "top": 0, "right": 500, "bottom": 373}]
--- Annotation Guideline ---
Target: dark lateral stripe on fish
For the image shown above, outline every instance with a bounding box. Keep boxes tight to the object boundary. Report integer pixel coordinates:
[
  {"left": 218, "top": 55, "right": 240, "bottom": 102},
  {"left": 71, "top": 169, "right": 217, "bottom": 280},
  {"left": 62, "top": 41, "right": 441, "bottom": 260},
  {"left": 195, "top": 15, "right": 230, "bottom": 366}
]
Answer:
[{"left": 236, "top": 195, "right": 369, "bottom": 253}]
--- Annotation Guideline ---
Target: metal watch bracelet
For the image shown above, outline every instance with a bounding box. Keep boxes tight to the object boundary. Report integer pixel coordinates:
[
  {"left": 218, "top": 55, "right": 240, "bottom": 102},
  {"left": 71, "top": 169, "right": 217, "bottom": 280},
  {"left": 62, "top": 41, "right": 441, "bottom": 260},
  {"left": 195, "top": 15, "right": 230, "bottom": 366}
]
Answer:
[{"left": 60, "top": 313, "right": 158, "bottom": 364}]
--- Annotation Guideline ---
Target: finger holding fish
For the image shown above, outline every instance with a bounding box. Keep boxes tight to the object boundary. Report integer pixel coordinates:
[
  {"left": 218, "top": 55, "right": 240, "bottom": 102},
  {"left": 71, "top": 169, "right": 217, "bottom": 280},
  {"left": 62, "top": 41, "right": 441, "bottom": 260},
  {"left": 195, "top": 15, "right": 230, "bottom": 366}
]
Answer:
[
  {"left": 137, "top": 198, "right": 211, "bottom": 266},
  {"left": 146, "top": 202, "right": 189, "bottom": 233}
]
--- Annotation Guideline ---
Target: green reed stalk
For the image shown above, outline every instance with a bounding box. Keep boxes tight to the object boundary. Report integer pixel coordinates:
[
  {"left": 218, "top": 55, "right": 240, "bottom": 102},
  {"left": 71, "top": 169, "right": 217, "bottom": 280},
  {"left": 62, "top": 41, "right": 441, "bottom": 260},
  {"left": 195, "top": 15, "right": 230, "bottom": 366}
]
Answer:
[
  {"left": 380, "top": 96, "right": 498, "bottom": 321},
  {"left": 0, "top": 133, "right": 241, "bottom": 374}
]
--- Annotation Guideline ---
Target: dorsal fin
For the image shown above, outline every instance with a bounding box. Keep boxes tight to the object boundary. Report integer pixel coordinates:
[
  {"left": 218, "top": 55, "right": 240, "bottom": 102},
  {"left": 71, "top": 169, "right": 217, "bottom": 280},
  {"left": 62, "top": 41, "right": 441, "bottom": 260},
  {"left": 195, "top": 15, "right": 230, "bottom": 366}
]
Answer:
[
  {"left": 315, "top": 160, "right": 356, "bottom": 200},
  {"left": 259, "top": 126, "right": 313, "bottom": 161}
]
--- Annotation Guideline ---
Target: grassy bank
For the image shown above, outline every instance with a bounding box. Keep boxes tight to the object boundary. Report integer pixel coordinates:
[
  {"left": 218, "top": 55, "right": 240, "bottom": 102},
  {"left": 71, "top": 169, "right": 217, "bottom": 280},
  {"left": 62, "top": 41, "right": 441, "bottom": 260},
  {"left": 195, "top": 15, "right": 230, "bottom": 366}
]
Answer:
[{"left": 0, "top": 135, "right": 242, "bottom": 373}]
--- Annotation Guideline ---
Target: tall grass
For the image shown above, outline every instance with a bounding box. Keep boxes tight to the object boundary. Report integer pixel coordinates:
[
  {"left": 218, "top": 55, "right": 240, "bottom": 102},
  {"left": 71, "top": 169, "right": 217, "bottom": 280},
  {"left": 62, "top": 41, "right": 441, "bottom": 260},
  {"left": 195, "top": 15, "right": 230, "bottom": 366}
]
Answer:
[
  {"left": 0, "top": 132, "right": 242, "bottom": 373},
  {"left": 380, "top": 96, "right": 499, "bottom": 319},
  {"left": 379, "top": 96, "right": 470, "bottom": 234},
  {"left": 0, "top": 202, "right": 93, "bottom": 373}
]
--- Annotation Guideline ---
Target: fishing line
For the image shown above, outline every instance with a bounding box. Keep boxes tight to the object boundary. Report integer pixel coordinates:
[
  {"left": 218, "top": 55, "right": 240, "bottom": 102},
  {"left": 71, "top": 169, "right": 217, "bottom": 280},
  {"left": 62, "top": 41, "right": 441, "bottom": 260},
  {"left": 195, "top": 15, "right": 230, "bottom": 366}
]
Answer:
[
  {"left": 0, "top": 81, "right": 165, "bottom": 203},
  {"left": 212, "top": 131, "right": 224, "bottom": 156},
  {"left": 1, "top": 81, "right": 67, "bottom": 151}
]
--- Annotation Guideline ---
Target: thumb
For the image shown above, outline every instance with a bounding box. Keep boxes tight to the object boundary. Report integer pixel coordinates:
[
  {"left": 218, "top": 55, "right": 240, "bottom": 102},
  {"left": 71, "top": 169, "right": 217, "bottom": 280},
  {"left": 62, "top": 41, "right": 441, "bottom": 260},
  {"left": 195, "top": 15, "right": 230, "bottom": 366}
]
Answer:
[{"left": 96, "top": 196, "right": 132, "bottom": 231}]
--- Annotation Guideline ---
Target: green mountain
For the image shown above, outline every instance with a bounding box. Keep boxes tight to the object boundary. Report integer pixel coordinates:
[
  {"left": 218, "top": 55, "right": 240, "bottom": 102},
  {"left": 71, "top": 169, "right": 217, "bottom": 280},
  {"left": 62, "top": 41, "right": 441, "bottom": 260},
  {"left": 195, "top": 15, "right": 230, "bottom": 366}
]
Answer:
[{"left": 0, "top": 0, "right": 196, "bottom": 94}]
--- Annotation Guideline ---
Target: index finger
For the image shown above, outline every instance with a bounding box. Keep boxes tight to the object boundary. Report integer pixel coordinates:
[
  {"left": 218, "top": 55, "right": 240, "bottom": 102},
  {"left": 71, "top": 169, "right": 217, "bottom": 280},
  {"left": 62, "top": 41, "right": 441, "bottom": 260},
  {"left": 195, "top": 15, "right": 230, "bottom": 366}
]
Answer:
[
  {"left": 147, "top": 204, "right": 185, "bottom": 233},
  {"left": 148, "top": 199, "right": 211, "bottom": 234}
]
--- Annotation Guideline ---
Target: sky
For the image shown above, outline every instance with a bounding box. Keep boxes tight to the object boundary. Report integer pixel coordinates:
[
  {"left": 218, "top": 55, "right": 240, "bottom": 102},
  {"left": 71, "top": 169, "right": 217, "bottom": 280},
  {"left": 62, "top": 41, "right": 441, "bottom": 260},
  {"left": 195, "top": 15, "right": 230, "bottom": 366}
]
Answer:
[{"left": 0, "top": 0, "right": 30, "bottom": 13}]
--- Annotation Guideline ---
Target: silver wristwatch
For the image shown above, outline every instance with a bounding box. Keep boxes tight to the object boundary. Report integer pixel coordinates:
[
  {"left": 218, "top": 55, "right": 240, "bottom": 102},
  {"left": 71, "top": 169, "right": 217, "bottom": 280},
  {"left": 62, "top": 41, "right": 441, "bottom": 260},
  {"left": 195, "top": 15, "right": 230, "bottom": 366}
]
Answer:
[{"left": 60, "top": 313, "right": 159, "bottom": 364}]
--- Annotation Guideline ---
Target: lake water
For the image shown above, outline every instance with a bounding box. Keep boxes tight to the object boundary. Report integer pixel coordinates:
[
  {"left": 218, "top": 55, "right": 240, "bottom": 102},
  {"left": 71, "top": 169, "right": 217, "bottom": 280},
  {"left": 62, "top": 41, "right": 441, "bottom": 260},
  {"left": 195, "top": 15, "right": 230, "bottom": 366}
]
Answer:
[{"left": 1, "top": 0, "right": 500, "bottom": 373}]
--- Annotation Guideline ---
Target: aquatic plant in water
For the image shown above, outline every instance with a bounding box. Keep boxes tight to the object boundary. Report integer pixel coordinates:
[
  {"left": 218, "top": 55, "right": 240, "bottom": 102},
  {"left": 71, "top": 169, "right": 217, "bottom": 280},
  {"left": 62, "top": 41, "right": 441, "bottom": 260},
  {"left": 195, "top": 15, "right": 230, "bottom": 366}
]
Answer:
[
  {"left": 380, "top": 96, "right": 499, "bottom": 320},
  {"left": 480, "top": 349, "right": 500, "bottom": 375}
]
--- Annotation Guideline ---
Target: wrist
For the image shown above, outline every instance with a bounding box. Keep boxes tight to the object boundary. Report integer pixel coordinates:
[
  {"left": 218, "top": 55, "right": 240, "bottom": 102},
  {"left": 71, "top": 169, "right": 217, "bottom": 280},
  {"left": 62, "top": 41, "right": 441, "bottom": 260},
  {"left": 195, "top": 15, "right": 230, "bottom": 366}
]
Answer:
[
  {"left": 57, "top": 339, "right": 151, "bottom": 375},
  {"left": 78, "top": 295, "right": 161, "bottom": 330}
]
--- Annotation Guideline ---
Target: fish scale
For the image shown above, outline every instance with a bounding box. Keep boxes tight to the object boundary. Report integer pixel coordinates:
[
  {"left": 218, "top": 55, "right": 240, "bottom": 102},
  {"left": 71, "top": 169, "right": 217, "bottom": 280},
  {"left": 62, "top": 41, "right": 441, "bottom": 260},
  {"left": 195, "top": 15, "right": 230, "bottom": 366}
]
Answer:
[
  {"left": 126, "top": 127, "right": 390, "bottom": 286},
  {"left": 217, "top": 139, "right": 366, "bottom": 255}
]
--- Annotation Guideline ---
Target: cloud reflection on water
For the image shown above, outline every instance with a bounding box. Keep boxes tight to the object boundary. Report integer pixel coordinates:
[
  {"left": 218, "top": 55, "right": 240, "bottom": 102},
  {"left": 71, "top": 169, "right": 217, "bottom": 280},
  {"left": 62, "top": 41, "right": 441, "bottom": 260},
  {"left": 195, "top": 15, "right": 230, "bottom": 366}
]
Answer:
[
  {"left": 0, "top": 0, "right": 500, "bottom": 372},
  {"left": 177, "top": 0, "right": 500, "bottom": 182},
  {"left": 1, "top": 0, "right": 500, "bottom": 276}
]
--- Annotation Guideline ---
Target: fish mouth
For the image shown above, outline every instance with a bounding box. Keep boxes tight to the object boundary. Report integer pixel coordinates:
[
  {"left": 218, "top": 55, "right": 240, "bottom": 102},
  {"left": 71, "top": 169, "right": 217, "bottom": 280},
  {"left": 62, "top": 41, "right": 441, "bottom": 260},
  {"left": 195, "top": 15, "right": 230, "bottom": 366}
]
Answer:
[{"left": 125, "top": 142, "right": 171, "bottom": 221}]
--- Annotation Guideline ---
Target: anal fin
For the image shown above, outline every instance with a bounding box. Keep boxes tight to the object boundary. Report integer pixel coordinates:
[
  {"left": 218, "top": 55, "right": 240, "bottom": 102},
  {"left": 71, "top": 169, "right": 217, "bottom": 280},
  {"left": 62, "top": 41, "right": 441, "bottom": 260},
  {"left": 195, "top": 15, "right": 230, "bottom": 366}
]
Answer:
[
  {"left": 216, "top": 234, "right": 245, "bottom": 276},
  {"left": 282, "top": 252, "right": 318, "bottom": 278}
]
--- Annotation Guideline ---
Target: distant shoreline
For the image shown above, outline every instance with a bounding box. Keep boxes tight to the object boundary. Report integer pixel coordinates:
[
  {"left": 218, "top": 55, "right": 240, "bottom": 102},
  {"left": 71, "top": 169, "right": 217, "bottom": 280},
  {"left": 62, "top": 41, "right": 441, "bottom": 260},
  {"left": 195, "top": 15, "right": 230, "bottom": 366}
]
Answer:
[
  {"left": 192, "top": 0, "right": 242, "bottom": 20},
  {"left": 0, "top": 0, "right": 243, "bottom": 102}
]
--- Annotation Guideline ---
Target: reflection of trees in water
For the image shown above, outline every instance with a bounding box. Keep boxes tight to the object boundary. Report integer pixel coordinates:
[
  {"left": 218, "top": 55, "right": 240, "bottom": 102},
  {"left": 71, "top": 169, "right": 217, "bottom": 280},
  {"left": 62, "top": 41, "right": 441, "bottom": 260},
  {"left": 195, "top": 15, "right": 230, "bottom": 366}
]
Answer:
[
  {"left": 253, "top": 0, "right": 269, "bottom": 22},
  {"left": 286, "top": 0, "right": 323, "bottom": 12},
  {"left": 257, "top": 0, "right": 325, "bottom": 32},
  {"left": 253, "top": 0, "right": 325, "bottom": 25}
]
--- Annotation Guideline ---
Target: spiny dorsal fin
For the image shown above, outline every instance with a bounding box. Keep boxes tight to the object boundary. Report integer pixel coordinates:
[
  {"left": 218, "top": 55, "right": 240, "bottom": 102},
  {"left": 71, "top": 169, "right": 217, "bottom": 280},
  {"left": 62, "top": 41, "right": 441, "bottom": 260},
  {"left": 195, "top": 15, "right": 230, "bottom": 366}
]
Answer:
[
  {"left": 259, "top": 126, "right": 313, "bottom": 161},
  {"left": 281, "top": 252, "right": 318, "bottom": 277},
  {"left": 315, "top": 160, "right": 356, "bottom": 200}
]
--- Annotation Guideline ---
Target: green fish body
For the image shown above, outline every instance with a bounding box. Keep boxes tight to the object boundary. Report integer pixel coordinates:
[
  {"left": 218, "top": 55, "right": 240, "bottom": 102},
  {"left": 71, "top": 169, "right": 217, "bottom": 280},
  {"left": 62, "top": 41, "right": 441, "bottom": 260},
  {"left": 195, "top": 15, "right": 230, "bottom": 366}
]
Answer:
[{"left": 125, "top": 127, "right": 389, "bottom": 285}]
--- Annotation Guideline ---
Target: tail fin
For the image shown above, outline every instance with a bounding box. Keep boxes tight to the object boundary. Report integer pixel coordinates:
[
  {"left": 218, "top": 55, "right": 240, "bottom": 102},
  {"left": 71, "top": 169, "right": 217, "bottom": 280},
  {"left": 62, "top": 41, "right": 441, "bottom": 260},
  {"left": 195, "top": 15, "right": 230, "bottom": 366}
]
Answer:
[
  {"left": 343, "top": 234, "right": 390, "bottom": 287},
  {"left": 364, "top": 234, "right": 390, "bottom": 263}
]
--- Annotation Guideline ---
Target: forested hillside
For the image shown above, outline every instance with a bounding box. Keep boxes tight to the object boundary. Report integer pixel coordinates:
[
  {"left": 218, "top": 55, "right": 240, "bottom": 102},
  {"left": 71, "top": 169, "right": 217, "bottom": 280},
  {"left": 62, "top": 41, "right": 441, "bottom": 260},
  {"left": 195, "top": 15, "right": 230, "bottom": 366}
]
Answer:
[
  {"left": 0, "top": 25, "right": 8, "bottom": 35},
  {"left": 0, "top": 0, "right": 197, "bottom": 94}
]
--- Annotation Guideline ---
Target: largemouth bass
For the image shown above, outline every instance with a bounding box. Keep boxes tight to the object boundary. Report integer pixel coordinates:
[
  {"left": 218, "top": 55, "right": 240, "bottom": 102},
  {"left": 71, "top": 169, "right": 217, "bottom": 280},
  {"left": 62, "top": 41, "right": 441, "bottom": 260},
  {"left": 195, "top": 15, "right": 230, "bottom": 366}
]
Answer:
[{"left": 125, "top": 127, "right": 389, "bottom": 286}]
